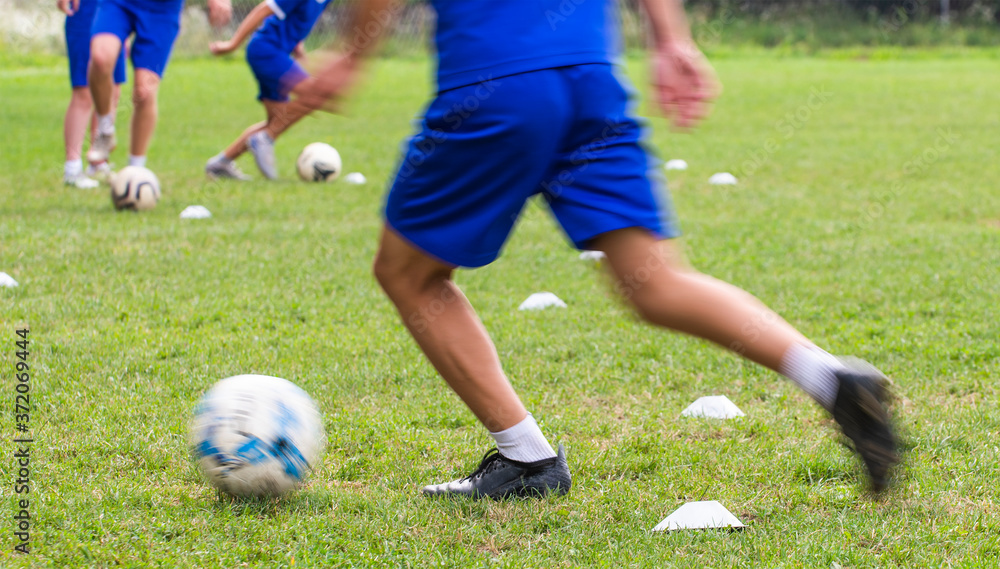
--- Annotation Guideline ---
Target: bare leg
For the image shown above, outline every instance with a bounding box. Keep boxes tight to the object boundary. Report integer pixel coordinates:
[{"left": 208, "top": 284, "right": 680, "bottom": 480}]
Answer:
[
  {"left": 373, "top": 225, "right": 527, "bottom": 432},
  {"left": 65, "top": 87, "right": 93, "bottom": 162},
  {"left": 222, "top": 120, "right": 268, "bottom": 161},
  {"left": 221, "top": 93, "right": 310, "bottom": 161},
  {"left": 130, "top": 68, "right": 161, "bottom": 157},
  {"left": 592, "top": 227, "right": 810, "bottom": 372},
  {"left": 88, "top": 34, "right": 122, "bottom": 117},
  {"left": 262, "top": 88, "right": 314, "bottom": 139}
]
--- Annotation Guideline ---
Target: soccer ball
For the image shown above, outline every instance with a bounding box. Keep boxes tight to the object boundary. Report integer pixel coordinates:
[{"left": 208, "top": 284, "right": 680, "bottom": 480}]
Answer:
[
  {"left": 110, "top": 166, "right": 161, "bottom": 211},
  {"left": 296, "top": 142, "right": 342, "bottom": 182},
  {"left": 189, "top": 374, "right": 326, "bottom": 498}
]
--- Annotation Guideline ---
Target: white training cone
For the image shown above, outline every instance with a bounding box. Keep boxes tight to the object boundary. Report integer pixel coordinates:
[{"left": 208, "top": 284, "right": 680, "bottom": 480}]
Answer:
[
  {"left": 709, "top": 172, "right": 738, "bottom": 185},
  {"left": 179, "top": 205, "right": 212, "bottom": 219},
  {"left": 653, "top": 501, "right": 745, "bottom": 532},
  {"left": 344, "top": 172, "right": 367, "bottom": 184},
  {"left": 681, "top": 395, "right": 745, "bottom": 419},
  {"left": 0, "top": 272, "right": 18, "bottom": 288},
  {"left": 578, "top": 250, "right": 606, "bottom": 261},
  {"left": 665, "top": 159, "right": 688, "bottom": 171},
  {"left": 518, "top": 292, "right": 567, "bottom": 311}
]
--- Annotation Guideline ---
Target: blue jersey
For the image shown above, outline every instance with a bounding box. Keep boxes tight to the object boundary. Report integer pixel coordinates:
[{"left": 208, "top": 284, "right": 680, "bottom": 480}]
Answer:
[
  {"left": 429, "top": 0, "right": 620, "bottom": 92},
  {"left": 257, "top": 0, "right": 333, "bottom": 54}
]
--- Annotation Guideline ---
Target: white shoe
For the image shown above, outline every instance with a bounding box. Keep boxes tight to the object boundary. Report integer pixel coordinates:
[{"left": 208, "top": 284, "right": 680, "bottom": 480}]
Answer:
[
  {"left": 64, "top": 172, "right": 100, "bottom": 189},
  {"left": 87, "top": 130, "right": 116, "bottom": 163},
  {"left": 247, "top": 131, "right": 278, "bottom": 179},
  {"left": 86, "top": 161, "right": 113, "bottom": 182},
  {"left": 205, "top": 157, "right": 253, "bottom": 181}
]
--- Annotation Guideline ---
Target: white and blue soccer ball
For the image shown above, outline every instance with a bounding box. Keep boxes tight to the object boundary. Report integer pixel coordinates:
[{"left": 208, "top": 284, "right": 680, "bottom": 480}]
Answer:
[
  {"left": 110, "top": 165, "right": 161, "bottom": 211},
  {"left": 296, "top": 142, "right": 342, "bottom": 182},
  {"left": 189, "top": 374, "right": 326, "bottom": 498}
]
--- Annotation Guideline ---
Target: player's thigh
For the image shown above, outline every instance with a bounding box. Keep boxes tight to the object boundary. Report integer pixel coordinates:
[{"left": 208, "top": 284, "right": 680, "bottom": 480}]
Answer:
[
  {"left": 129, "top": 0, "right": 182, "bottom": 78},
  {"left": 545, "top": 64, "right": 681, "bottom": 251},
  {"left": 385, "top": 70, "right": 571, "bottom": 268}
]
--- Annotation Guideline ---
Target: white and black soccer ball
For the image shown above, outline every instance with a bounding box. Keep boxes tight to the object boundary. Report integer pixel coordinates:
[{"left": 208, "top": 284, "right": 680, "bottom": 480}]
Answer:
[
  {"left": 296, "top": 142, "right": 342, "bottom": 182},
  {"left": 189, "top": 374, "right": 326, "bottom": 498},
  {"left": 110, "top": 166, "right": 161, "bottom": 211}
]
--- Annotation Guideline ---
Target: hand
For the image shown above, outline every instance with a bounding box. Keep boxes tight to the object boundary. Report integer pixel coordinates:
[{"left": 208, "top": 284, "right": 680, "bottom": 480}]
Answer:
[
  {"left": 292, "top": 42, "right": 307, "bottom": 61},
  {"left": 651, "top": 41, "right": 721, "bottom": 130},
  {"left": 56, "top": 0, "right": 79, "bottom": 15},
  {"left": 207, "top": 0, "right": 233, "bottom": 28},
  {"left": 209, "top": 40, "right": 235, "bottom": 55},
  {"left": 294, "top": 53, "right": 362, "bottom": 113}
]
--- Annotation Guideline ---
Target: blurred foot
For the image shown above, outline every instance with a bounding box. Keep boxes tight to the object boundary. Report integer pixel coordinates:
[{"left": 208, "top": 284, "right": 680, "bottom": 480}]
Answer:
[
  {"left": 64, "top": 172, "right": 99, "bottom": 189},
  {"left": 247, "top": 131, "right": 277, "bottom": 179},
  {"left": 86, "top": 161, "right": 113, "bottom": 182},
  {"left": 87, "top": 130, "right": 116, "bottom": 163},
  {"left": 832, "top": 359, "right": 900, "bottom": 492},
  {"left": 205, "top": 157, "right": 252, "bottom": 181}
]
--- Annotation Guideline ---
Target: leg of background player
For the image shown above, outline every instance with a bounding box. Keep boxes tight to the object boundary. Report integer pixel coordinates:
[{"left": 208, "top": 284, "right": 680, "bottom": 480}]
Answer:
[
  {"left": 88, "top": 34, "right": 121, "bottom": 117},
  {"left": 373, "top": 225, "right": 529, "bottom": 434},
  {"left": 64, "top": 87, "right": 97, "bottom": 188},
  {"left": 262, "top": 93, "right": 313, "bottom": 140},
  {"left": 87, "top": 34, "right": 123, "bottom": 163},
  {"left": 128, "top": 68, "right": 161, "bottom": 165},
  {"left": 65, "top": 87, "right": 93, "bottom": 163}
]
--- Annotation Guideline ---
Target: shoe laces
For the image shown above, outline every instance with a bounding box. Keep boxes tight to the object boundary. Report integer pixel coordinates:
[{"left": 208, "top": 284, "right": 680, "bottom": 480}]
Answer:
[{"left": 462, "top": 448, "right": 508, "bottom": 482}]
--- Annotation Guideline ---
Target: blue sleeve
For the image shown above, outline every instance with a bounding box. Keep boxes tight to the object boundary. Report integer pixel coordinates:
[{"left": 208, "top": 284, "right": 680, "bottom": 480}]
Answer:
[{"left": 266, "top": 0, "right": 308, "bottom": 20}]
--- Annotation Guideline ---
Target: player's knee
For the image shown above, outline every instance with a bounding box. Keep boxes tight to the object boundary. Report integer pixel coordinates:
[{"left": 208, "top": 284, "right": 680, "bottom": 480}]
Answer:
[
  {"left": 132, "top": 73, "right": 160, "bottom": 107},
  {"left": 70, "top": 88, "right": 93, "bottom": 108},
  {"left": 373, "top": 253, "right": 450, "bottom": 298},
  {"left": 89, "top": 37, "right": 121, "bottom": 72}
]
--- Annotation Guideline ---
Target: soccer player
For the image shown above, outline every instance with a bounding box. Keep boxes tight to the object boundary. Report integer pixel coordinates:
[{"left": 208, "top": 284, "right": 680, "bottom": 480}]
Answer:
[
  {"left": 298, "top": 0, "right": 900, "bottom": 498},
  {"left": 86, "top": 0, "right": 233, "bottom": 168},
  {"left": 205, "top": 0, "right": 333, "bottom": 180},
  {"left": 58, "top": 0, "right": 125, "bottom": 188}
]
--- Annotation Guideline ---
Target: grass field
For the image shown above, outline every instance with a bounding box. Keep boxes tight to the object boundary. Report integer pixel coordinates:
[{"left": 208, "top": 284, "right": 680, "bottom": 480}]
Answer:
[{"left": 2, "top": 53, "right": 1000, "bottom": 567}]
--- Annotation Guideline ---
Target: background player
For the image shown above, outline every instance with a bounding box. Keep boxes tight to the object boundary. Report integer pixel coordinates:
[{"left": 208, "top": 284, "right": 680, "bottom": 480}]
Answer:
[
  {"left": 297, "top": 0, "right": 899, "bottom": 498},
  {"left": 86, "top": 0, "right": 233, "bottom": 168},
  {"left": 205, "top": 0, "right": 333, "bottom": 180},
  {"left": 58, "top": 0, "right": 125, "bottom": 188}
]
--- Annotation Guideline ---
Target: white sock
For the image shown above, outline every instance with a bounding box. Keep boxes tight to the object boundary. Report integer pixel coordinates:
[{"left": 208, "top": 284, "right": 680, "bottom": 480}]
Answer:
[
  {"left": 211, "top": 153, "right": 231, "bottom": 164},
  {"left": 97, "top": 113, "right": 115, "bottom": 135},
  {"left": 128, "top": 155, "right": 147, "bottom": 168},
  {"left": 780, "top": 344, "right": 844, "bottom": 412},
  {"left": 64, "top": 159, "right": 83, "bottom": 177},
  {"left": 490, "top": 413, "right": 557, "bottom": 463}
]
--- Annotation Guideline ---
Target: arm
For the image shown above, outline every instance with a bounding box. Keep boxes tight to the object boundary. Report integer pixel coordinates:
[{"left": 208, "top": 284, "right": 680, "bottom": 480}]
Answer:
[
  {"left": 639, "top": 0, "right": 720, "bottom": 129},
  {"left": 56, "top": 0, "right": 79, "bottom": 16},
  {"left": 294, "top": 0, "right": 399, "bottom": 111},
  {"left": 210, "top": 1, "right": 273, "bottom": 55},
  {"left": 207, "top": 0, "right": 233, "bottom": 28}
]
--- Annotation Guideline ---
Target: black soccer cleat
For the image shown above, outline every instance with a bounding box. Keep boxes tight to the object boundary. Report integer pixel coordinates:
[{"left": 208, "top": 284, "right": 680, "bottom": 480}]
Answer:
[
  {"left": 422, "top": 444, "right": 572, "bottom": 499},
  {"left": 831, "top": 360, "right": 900, "bottom": 492}
]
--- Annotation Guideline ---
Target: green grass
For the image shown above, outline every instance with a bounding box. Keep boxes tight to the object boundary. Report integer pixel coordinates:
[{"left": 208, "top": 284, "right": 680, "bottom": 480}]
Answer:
[{"left": 2, "top": 54, "right": 1000, "bottom": 567}]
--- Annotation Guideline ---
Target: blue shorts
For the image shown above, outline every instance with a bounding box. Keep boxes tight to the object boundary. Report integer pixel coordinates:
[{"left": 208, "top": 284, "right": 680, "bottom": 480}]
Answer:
[
  {"left": 66, "top": 0, "right": 126, "bottom": 87},
  {"left": 91, "top": 0, "right": 182, "bottom": 78},
  {"left": 385, "top": 63, "right": 680, "bottom": 268},
  {"left": 246, "top": 38, "right": 308, "bottom": 102}
]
